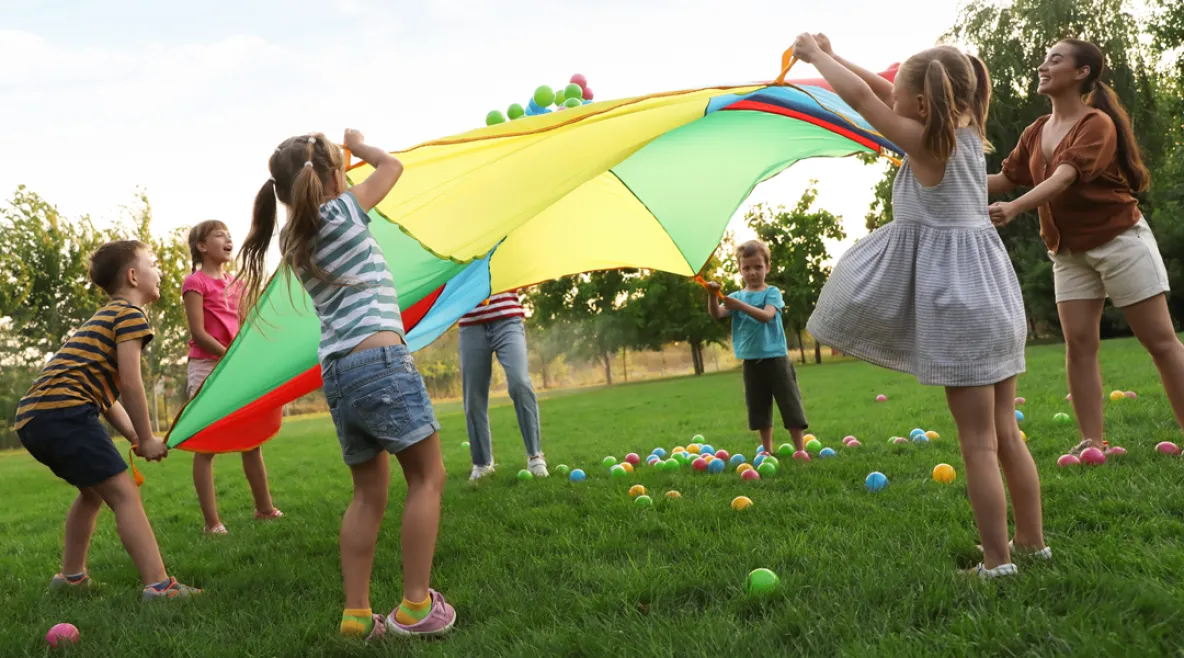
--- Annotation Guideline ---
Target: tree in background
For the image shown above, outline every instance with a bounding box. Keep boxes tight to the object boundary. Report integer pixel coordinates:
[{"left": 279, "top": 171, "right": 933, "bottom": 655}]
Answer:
[
  {"left": 745, "top": 182, "right": 845, "bottom": 364},
  {"left": 527, "top": 271, "right": 637, "bottom": 385}
]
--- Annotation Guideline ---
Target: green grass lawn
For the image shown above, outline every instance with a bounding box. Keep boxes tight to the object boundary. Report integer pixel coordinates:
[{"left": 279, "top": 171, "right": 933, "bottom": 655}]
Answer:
[{"left": 3, "top": 337, "right": 1184, "bottom": 656}]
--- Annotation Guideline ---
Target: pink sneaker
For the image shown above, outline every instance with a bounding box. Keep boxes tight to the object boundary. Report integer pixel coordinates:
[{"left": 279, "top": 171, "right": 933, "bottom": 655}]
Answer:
[{"left": 385, "top": 590, "right": 456, "bottom": 636}]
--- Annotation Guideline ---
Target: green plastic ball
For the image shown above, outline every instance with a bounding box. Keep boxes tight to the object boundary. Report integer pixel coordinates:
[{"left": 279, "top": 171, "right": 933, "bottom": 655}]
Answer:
[
  {"left": 805, "top": 439, "right": 822, "bottom": 452},
  {"left": 603, "top": 456, "right": 618, "bottom": 468},
  {"left": 564, "top": 83, "right": 584, "bottom": 102},
  {"left": 485, "top": 110, "right": 506, "bottom": 126},
  {"left": 758, "top": 462, "right": 778, "bottom": 477},
  {"left": 533, "top": 85, "right": 555, "bottom": 108},
  {"left": 1054, "top": 412, "right": 1072, "bottom": 423},
  {"left": 461, "top": 441, "right": 470, "bottom": 448},
  {"left": 745, "top": 568, "right": 779, "bottom": 595},
  {"left": 554, "top": 464, "right": 570, "bottom": 476},
  {"left": 634, "top": 495, "right": 653, "bottom": 507},
  {"left": 517, "top": 469, "right": 533, "bottom": 481},
  {"left": 564, "top": 97, "right": 582, "bottom": 108},
  {"left": 507, "top": 103, "right": 525, "bottom": 119},
  {"left": 554, "top": 87, "right": 567, "bottom": 105},
  {"left": 610, "top": 464, "right": 628, "bottom": 479},
  {"left": 777, "top": 443, "right": 793, "bottom": 457}
]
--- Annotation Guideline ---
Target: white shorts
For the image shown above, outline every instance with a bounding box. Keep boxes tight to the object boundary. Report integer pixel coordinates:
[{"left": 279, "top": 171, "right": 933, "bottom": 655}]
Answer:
[
  {"left": 1051, "top": 217, "right": 1170, "bottom": 308},
  {"left": 187, "top": 358, "right": 218, "bottom": 399}
]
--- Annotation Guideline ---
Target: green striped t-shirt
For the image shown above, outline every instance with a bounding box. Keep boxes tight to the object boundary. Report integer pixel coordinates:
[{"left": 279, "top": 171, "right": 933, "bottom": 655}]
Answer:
[{"left": 288, "top": 192, "right": 405, "bottom": 363}]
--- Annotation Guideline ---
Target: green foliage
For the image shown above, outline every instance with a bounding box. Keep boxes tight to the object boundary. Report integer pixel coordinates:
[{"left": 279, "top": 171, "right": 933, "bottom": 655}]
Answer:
[{"left": 527, "top": 271, "right": 637, "bottom": 384}]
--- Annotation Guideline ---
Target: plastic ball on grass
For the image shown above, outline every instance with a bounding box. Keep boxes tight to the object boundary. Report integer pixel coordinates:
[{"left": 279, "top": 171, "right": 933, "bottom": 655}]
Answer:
[
  {"left": 1125, "top": 391, "right": 1138, "bottom": 399},
  {"left": 666, "top": 459, "right": 682, "bottom": 471},
  {"left": 1015, "top": 410, "right": 1025, "bottom": 422},
  {"left": 876, "top": 394, "right": 887, "bottom": 402},
  {"left": 803, "top": 434, "right": 816, "bottom": 443},
  {"left": 1015, "top": 396, "right": 1025, "bottom": 405},
  {"left": 702, "top": 454, "right": 715, "bottom": 463},
  {"left": 763, "top": 455, "right": 779, "bottom": 467},
  {"left": 46, "top": 623, "right": 79, "bottom": 648},
  {"left": 629, "top": 484, "right": 646, "bottom": 497},
  {"left": 757, "top": 462, "right": 777, "bottom": 477},
  {"left": 461, "top": 441, "right": 470, "bottom": 449},
  {"left": 729, "top": 454, "right": 746, "bottom": 467},
  {"left": 1019, "top": 431, "right": 1027, "bottom": 442},
  {"left": 609, "top": 464, "right": 628, "bottom": 479},
  {"left": 1056, "top": 454, "right": 1080, "bottom": 467},
  {"left": 842, "top": 436, "right": 856, "bottom": 446},
  {"left": 652, "top": 447, "right": 667, "bottom": 458},
  {"left": 625, "top": 453, "right": 640, "bottom": 466},
  {"left": 805, "top": 439, "right": 822, "bottom": 452},
  {"left": 741, "top": 469, "right": 761, "bottom": 481},
  {"left": 932, "top": 463, "right": 956, "bottom": 483},
  {"left": 731, "top": 496, "right": 753, "bottom": 511},
  {"left": 793, "top": 450, "right": 810, "bottom": 462},
  {"left": 700, "top": 444, "right": 715, "bottom": 455},
  {"left": 846, "top": 439, "right": 861, "bottom": 448},
  {"left": 1109, "top": 390, "right": 1125, "bottom": 401},
  {"left": 819, "top": 447, "right": 836, "bottom": 458},
  {"left": 516, "top": 469, "right": 534, "bottom": 481},
  {"left": 714, "top": 449, "right": 730, "bottom": 462},
  {"left": 700, "top": 450, "right": 716, "bottom": 459},
  {"left": 925, "top": 431, "right": 939, "bottom": 440},
  {"left": 620, "top": 462, "right": 634, "bottom": 473},
  {"left": 692, "top": 433, "right": 705, "bottom": 443},
  {"left": 865, "top": 471, "right": 888, "bottom": 492},
  {"left": 687, "top": 444, "right": 701, "bottom": 455},
  {"left": 910, "top": 428, "right": 926, "bottom": 439},
  {"left": 1104, "top": 446, "right": 1127, "bottom": 458},
  {"left": 634, "top": 495, "right": 653, "bottom": 508},
  {"left": 569, "top": 468, "right": 586, "bottom": 482},
  {"left": 1155, "top": 441, "right": 1181, "bottom": 456},
  {"left": 745, "top": 568, "right": 779, "bottom": 596},
  {"left": 1054, "top": 412, "right": 1072, "bottom": 424},
  {"left": 1080, "top": 447, "right": 1106, "bottom": 465},
  {"left": 673, "top": 446, "right": 686, "bottom": 454},
  {"left": 737, "top": 463, "right": 755, "bottom": 474},
  {"left": 665, "top": 490, "right": 681, "bottom": 500},
  {"left": 646, "top": 455, "right": 660, "bottom": 466},
  {"left": 602, "top": 456, "right": 617, "bottom": 468},
  {"left": 555, "top": 464, "right": 570, "bottom": 476},
  {"left": 892, "top": 437, "right": 909, "bottom": 445},
  {"left": 708, "top": 458, "right": 725, "bottom": 474},
  {"left": 753, "top": 454, "right": 767, "bottom": 468},
  {"left": 692, "top": 458, "right": 708, "bottom": 472},
  {"left": 777, "top": 443, "right": 794, "bottom": 457}
]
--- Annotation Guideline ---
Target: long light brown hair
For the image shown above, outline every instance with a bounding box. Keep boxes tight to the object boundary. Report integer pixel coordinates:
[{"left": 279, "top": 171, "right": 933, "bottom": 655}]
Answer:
[
  {"left": 896, "top": 46, "right": 993, "bottom": 161},
  {"left": 236, "top": 133, "right": 345, "bottom": 324},
  {"left": 187, "top": 219, "right": 230, "bottom": 273}
]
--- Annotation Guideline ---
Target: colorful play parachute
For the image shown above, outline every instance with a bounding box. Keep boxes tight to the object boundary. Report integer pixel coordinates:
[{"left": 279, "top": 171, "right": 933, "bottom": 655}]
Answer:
[{"left": 166, "top": 63, "right": 901, "bottom": 453}]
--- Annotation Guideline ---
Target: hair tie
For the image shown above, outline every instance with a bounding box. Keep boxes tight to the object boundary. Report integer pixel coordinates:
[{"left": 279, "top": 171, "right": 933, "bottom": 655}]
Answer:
[
  {"left": 303, "top": 161, "right": 313, "bottom": 168},
  {"left": 307, "top": 136, "right": 316, "bottom": 145}
]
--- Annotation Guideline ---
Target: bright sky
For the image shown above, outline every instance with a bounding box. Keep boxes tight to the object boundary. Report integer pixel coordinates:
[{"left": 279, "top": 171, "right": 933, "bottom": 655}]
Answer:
[{"left": 0, "top": 0, "right": 960, "bottom": 264}]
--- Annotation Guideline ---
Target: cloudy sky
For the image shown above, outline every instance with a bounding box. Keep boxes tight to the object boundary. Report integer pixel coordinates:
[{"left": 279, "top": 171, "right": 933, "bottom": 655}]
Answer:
[{"left": 1, "top": 0, "right": 961, "bottom": 262}]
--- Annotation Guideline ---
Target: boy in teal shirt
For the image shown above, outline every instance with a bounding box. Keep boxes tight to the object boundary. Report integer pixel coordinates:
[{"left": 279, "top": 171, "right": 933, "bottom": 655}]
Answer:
[{"left": 707, "top": 240, "right": 808, "bottom": 456}]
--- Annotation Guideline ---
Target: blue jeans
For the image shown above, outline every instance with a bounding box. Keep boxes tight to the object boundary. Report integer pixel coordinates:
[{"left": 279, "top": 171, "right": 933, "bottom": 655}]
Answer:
[
  {"left": 459, "top": 317, "right": 541, "bottom": 466},
  {"left": 322, "top": 344, "right": 440, "bottom": 466}
]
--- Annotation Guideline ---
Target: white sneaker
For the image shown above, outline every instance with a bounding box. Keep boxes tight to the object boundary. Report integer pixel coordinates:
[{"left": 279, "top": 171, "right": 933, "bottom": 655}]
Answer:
[
  {"left": 966, "top": 562, "right": 1018, "bottom": 580},
  {"left": 469, "top": 464, "right": 495, "bottom": 481},
  {"left": 527, "top": 454, "right": 549, "bottom": 478}
]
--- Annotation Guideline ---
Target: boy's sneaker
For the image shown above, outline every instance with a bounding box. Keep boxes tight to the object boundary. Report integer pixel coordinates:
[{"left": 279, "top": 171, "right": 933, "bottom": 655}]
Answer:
[
  {"left": 48, "top": 573, "right": 91, "bottom": 591},
  {"left": 527, "top": 454, "right": 549, "bottom": 478},
  {"left": 385, "top": 590, "right": 456, "bottom": 636},
  {"left": 141, "top": 577, "right": 202, "bottom": 601},
  {"left": 469, "top": 464, "right": 495, "bottom": 481}
]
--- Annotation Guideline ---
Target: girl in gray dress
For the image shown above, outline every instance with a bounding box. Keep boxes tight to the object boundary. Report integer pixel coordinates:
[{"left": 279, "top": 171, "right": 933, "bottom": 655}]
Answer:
[{"left": 793, "top": 34, "right": 1048, "bottom": 579}]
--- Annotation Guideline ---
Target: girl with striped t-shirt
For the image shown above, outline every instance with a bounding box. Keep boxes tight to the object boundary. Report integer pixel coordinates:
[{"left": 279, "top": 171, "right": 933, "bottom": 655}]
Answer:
[
  {"left": 794, "top": 34, "right": 1046, "bottom": 580},
  {"left": 236, "top": 131, "right": 455, "bottom": 640},
  {"left": 458, "top": 290, "right": 547, "bottom": 480}
]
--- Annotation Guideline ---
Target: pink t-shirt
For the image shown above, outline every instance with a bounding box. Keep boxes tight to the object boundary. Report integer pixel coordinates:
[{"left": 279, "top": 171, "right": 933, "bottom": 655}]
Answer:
[{"left": 182, "top": 270, "right": 242, "bottom": 360}]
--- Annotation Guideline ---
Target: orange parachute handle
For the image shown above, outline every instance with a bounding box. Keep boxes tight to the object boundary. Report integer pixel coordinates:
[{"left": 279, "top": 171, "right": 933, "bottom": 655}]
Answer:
[
  {"left": 773, "top": 46, "right": 798, "bottom": 86},
  {"left": 128, "top": 448, "right": 144, "bottom": 487},
  {"left": 695, "top": 275, "right": 725, "bottom": 300}
]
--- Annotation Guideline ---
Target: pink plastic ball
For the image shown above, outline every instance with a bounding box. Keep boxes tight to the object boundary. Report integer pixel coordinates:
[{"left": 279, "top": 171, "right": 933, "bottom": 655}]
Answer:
[
  {"left": 1104, "top": 446, "right": 1127, "bottom": 457},
  {"left": 842, "top": 435, "right": 856, "bottom": 445},
  {"left": 1015, "top": 397, "right": 1025, "bottom": 405},
  {"left": 1080, "top": 447, "right": 1106, "bottom": 465},
  {"left": 1057, "top": 454, "right": 1081, "bottom": 467},
  {"left": 624, "top": 453, "right": 640, "bottom": 466},
  {"left": 741, "top": 468, "right": 761, "bottom": 480},
  {"left": 793, "top": 450, "right": 810, "bottom": 462},
  {"left": 46, "top": 623, "right": 79, "bottom": 648},
  {"left": 582, "top": 86, "right": 594, "bottom": 100},
  {"left": 714, "top": 449, "right": 730, "bottom": 462},
  {"left": 1156, "top": 441, "right": 1181, "bottom": 456},
  {"left": 692, "top": 457, "right": 708, "bottom": 472},
  {"left": 570, "top": 73, "right": 588, "bottom": 88},
  {"left": 846, "top": 439, "right": 861, "bottom": 448},
  {"left": 1125, "top": 391, "right": 1137, "bottom": 399},
  {"left": 875, "top": 395, "right": 887, "bottom": 402}
]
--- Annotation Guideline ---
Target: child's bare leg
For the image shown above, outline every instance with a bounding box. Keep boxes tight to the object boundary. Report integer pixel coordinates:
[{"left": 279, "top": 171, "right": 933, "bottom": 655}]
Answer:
[
  {"left": 758, "top": 427, "right": 774, "bottom": 454},
  {"left": 788, "top": 427, "right": 805, "bottom": 452},
  {"left": 946, "top": 384, "right": 1011, "bottom": 569},
  {"left": 240, "top": 447, "right": 276, "bottom": 515},
  {"left": 993, "top": 377, "right": 1045, "bottom": 550},
  {"left": 62, "top": 488, "right": 104, "bottom": 575},
  {"left": 341, "top": 452, "right": 390, "bottom": 610},
  {"left": 192, "top": 453, "right": 221, "bottom": 530},
  {"left": 394, "top": 433, "right": 445, "bottom": 604},
  {"left": 91, "top": 472, "right": 168, "bottom": 585}
]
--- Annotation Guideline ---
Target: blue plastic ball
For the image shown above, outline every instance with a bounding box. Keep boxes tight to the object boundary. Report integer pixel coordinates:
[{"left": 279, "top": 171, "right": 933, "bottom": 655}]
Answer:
[
  {"left": 699, "top": 449, "right": 715, "bottom": 458},
  {"left": 707, "top": 458, "right": 725, "bottom": 474},
  {"left": 729, "top": 454, "right": 746, "bottom": 467},
  {"left": 699, "top": 444, "right": 714, "bottom": 455},
  {"left": 753, "top": 454, "right": 767, "bottom": 468},
  {"left": 865, "top": 471, "right": 888, "bottom": 492},
  {"left": 910, "top": 428, "right": 926, "bottom": 438},
  {"left": 912, "top": 434, "right": 929, "bottom": 443},
  {"left": 1015, "top": 410, "right": 1025, "bottom": 422},
  {"left": 646, "top": 455, "right": 660, "bottom": 466},
  {"left": 819, "top": 447, "right": 836, "bottom": 458},
  {"left": 652, "top": 448, "right": 667, "bottom": 458},
  {"left": 569, "top": 469, "right": 587, "bottom": 482}
]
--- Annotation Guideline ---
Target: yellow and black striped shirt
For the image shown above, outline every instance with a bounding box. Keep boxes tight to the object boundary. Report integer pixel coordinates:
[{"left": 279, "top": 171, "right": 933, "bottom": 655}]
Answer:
[{"left": 14, "top": 299, "right": 154, "bottom": 430}]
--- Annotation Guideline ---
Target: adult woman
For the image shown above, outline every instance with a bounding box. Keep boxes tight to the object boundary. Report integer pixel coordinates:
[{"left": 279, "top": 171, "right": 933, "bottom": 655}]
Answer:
[{"left": 989, "top": 39, "right": 1184, "bottom": 455}]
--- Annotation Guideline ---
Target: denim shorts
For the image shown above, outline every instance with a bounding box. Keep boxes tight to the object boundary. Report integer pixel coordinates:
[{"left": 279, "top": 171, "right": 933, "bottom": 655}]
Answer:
[{"left": 322, "top": 344, "right": 440, "bottom": 466}]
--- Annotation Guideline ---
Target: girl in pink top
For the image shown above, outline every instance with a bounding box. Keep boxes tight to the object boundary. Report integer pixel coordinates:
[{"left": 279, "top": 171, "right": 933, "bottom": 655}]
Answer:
[{"left": 182, "top": 220, "right": 282, "bottom": 535}]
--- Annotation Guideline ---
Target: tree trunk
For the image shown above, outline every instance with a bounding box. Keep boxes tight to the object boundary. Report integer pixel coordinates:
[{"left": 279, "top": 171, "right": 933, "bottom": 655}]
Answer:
[
  {"left": 814, "top": 339, "right": 822, "bottom": 365},
  {"left": 603, "top": 351, "right": 613, "bottom": 385},
  {"left": 541, "top": 360, "right": 551, "bottom": 389},
  {"left": 659, "top": 352, "right": 666, "bottom": 377},
  {"left": 796, "top": 330, "right": 807, "bottom": 365},
  {"left": 622, "top": 347, "right": 628, "bottom": 382},
  {"left": 690, "top": 340, "right": 704, "bottom": 375}
]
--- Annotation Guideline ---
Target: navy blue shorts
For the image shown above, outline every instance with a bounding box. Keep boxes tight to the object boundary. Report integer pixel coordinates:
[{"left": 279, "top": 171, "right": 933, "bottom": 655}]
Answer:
[{"left": 17, "top": 405, "right": 128, "bottom": 488}]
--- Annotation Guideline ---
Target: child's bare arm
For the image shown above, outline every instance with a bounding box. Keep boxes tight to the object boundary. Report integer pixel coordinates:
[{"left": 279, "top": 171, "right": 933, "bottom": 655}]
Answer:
[
  {"left": 101, "top": 400, "right": 137, "bottom": 441},
  {"left": 815, "top": 34, "right": 894, "bottom": 106},
  {"left": 116, "top": 340, "right": 166, "bottom": 460},
  {"left": 183, "top": 291, "right": 227, "bottom": 357},
  {"left": 706, "top": 282, "right": 730, "bottom": 319},
  {"left": 344, "top": 129, "right": 404, "bottom": 213},
  {"left": 722, "top": 297, "right": 777, "bottom": 323}
]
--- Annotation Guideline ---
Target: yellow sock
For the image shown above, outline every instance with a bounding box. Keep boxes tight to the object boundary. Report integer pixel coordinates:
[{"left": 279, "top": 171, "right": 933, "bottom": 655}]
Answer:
[
  {"left": 340, "top": 608, "right": 373, "bottom": 637},
  {"left": 394, "top": 595, "right": 431, "bottom": 625}
]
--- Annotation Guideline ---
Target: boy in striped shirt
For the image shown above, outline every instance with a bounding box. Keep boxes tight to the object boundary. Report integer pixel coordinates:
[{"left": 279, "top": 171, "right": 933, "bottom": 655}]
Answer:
[
  {"left": 15, "top": 240, "right": 199, "bottom": 600},
  {"left": 459, "top": 290, "right": 547, "bottom": 479}
]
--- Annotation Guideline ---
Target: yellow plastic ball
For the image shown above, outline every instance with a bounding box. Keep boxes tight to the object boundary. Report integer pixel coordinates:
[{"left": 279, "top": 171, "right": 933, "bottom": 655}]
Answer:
[
  {"left": 687, "top": 444, "right": 701, "bottom": 454},
  {"left": 803, "top": 434, "right": 816, "bottom": 443},
  {"left": 731, "top": 496, "right": 753, "bottom": 511},
  {"left": 737, "top": 463, "right": 755, "bottom": 474},
  {"left": 665, "top": 490, "right": 681, "bottom": 500},
  {"left": 621, "top": 462, "right": 634, "bottom": 473},
  {"left": 1109, "top": 390, "right": 1125, "bottom": 401},
  {"left": 1020, "top": 431, "right": 1027, "bottom": 442},
  {"left": 703, "top": 454, "right": 715, "bottom": 463},
  {"left": 925, "top": 430, "right": 939, "bottom": 440},
  {"left": 932, "top": 463, "right": 956, "bottom": 484},
  {"left": 629, "top": 484, "right": 646, "bottom": 498},
  {"left": 673, "top": 446, "right": 686, "bottom": 454}
]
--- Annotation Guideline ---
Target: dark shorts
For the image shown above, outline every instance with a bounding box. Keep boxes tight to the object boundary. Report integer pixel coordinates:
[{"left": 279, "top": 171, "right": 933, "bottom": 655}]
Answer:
[
  {"left": 17, "top": 405, "right": 128, "bottom": 488},
  {"left": 742, "top": 357, "right": 808, "bottom": 431},
  {"left": 322, "top": 344, "right": 441, "bottom": 466}
]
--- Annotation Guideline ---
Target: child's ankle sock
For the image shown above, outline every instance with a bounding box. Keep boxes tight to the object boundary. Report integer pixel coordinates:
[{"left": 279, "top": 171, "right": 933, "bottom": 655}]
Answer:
[
  {"left": 394, "top": 595, "right": 431, "bottom": 625},
  {"left": 340, "top": 608, "right": 374, "bottom": 637},
  {"left": 64, "top": 572, "right": 87, "bottom": 583}
]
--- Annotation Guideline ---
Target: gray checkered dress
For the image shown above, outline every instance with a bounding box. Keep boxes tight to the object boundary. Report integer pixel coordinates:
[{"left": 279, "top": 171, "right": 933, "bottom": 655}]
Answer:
[{"left": 806, "top": 128, "right": 1027, "bottom": 387}]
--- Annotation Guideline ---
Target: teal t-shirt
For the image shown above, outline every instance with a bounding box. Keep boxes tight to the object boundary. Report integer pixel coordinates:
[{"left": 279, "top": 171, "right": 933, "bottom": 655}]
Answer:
[{"left": 729, "top": 287, "right": 788, "bottom": 360}]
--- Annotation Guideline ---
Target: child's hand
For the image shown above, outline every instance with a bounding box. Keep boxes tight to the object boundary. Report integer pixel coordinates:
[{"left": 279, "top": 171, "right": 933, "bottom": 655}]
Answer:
[
  {"left": 792, "top": 33, "right": 822, "bottom": 63},
  {"left": 722, "top": 296, "right": 741, "bottom": 311},
  {"left": 137, "top": 438, "right": 168, "bottom": 462},
  {"left": 988, "top": 201, "right": 1018, "bottom": 226},
  {"left": 813, "top": 33, "right": 833, "bottom": 55},
  {"left": 706, "top": 281, "right": 721, "bottom": 293},
  {"left": 344, "top": 129, "right": 366, "bottom": 151}
]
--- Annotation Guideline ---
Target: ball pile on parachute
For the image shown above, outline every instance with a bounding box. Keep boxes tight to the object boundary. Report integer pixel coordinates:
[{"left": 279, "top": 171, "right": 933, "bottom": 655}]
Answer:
[{"left": 484, "top": 73, "right": 595, "bottom": 126}]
